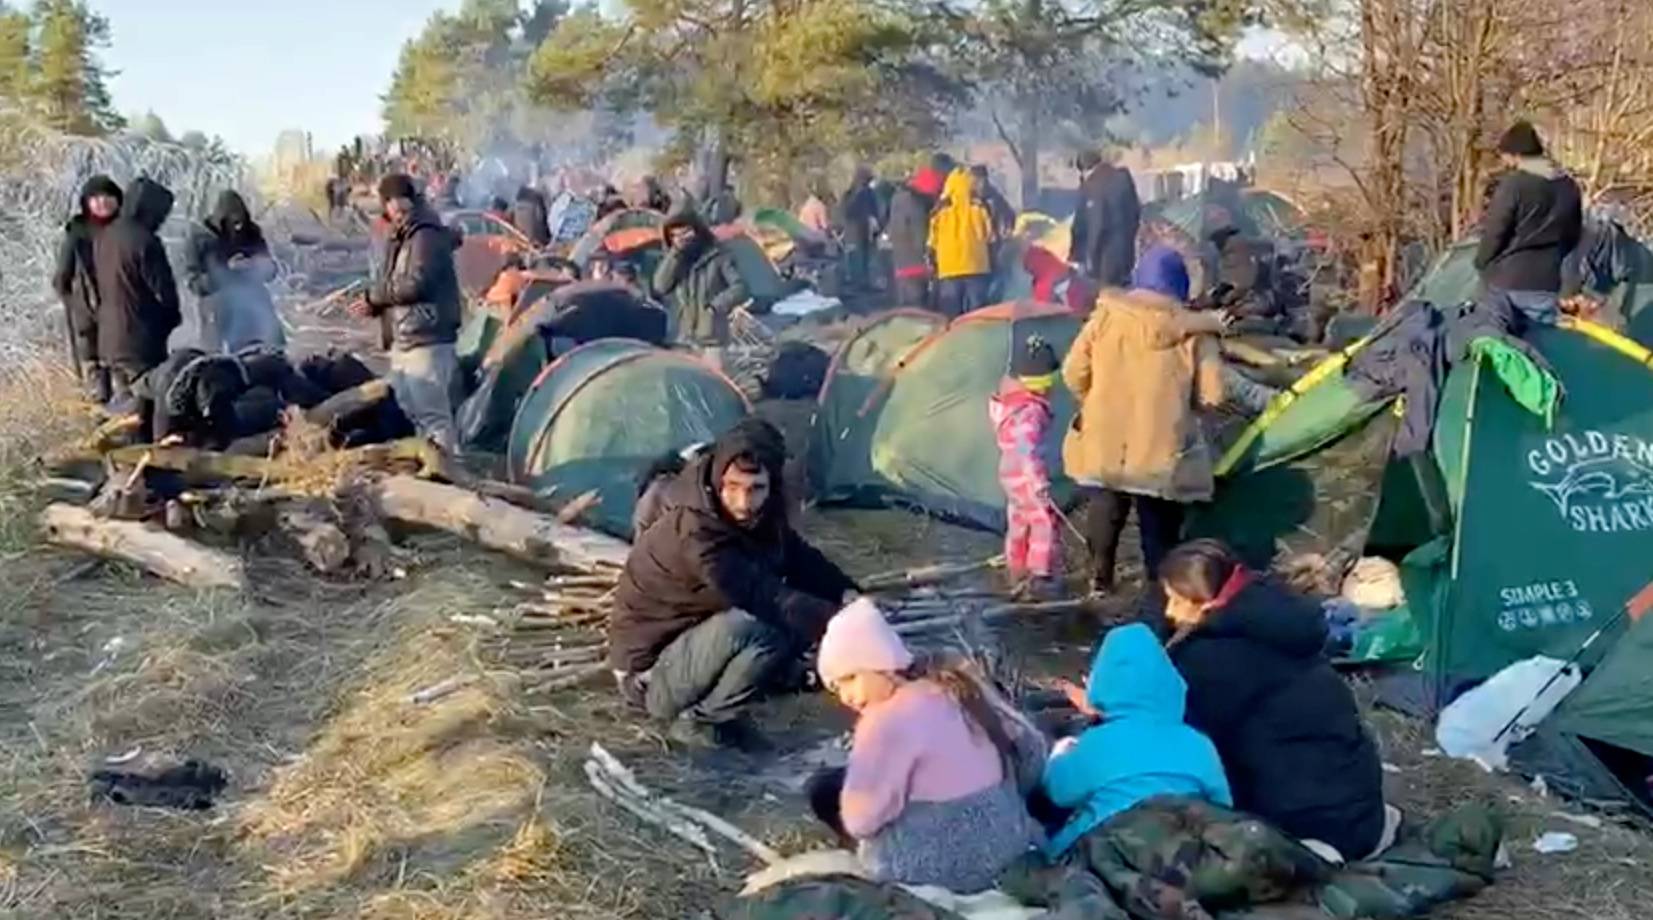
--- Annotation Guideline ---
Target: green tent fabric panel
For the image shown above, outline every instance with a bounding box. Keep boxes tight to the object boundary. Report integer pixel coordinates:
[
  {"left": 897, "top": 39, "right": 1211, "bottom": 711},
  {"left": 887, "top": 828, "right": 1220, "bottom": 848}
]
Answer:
[
  {"left": 1403, "top": 242, "right": 1480, "bottom": 307},
  {"left": 1232, "top": 369, "right": 1393, "bottom": 474},
  {"left": 1432, "top": 327, "right": 1653, "bottom": 684},
  {"left": 1189, "top": 410, "right": 1399, "bottom": 569},
  {"left": 867, "top": 312, "right": 1081, "bottom": 530},
  {"left": 506, "top": 339, "right": 658, "bottom": 480},
  {"left": 457, "top": 310, "right": 503, "bottom": 382},
  {"left": 459, "top": 328, "right": 551, "bottom": 453},
  {"left": 1547, "top": 613, "right": 1653, "bottom": 760},
  {"left": 512, "top": 344, "right": 749, "bottom": 538},
  {"left": 1367, "top": 458, "right": 1439, "bottom": 553},
  {"left": 722, "top": 236, "right": 788, "bottom": 306},
  {"left": 810, "top": 311, "right": 947, "bottom": 503}
]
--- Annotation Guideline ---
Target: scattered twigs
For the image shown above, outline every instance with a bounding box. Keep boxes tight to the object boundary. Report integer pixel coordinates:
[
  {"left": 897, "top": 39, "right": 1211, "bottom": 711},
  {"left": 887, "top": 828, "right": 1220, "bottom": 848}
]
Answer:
[
  {"left": 585, "top": 743, "right": 781, "bottom": 868},
  {"left": 860, "top": 555, "right": 1005, "bottom": 593}
]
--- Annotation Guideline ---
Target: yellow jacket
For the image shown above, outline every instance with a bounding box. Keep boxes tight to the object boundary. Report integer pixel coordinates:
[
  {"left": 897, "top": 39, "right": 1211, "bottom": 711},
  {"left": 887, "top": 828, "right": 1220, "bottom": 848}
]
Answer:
[{"left": 928, "top": 169, "right": 994, "bottom": 279}]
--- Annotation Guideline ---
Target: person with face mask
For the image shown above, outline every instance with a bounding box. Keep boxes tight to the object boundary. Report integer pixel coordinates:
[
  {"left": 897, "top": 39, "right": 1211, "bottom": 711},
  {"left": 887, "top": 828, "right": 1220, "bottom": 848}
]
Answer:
[
  {"left": 608, "top": 420, "right": 858, "bottom": 750},
  {"left": 93, "top": 177, "right": 182, "bottom": 408},
  {"left": 1158, "top": 539, "right": 1396, "bottom": 864},
  {"left": 807, "top": 598, "right": 1046, "bottom": 892},
  {"left": 52, "top": 175, "right": 123, "bottom": 402},
  {"left": 184, "top": 190, "right": 283, "bottom": 354},
  {"left": 348, "top": 174, "right": 463, "bottom": 451}
]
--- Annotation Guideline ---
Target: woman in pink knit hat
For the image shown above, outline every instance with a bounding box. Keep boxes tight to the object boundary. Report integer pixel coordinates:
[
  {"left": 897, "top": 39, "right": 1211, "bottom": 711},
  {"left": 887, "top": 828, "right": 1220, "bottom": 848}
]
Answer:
[{"left": 808, "top": 598, "right": 1046, "bottom": 893}]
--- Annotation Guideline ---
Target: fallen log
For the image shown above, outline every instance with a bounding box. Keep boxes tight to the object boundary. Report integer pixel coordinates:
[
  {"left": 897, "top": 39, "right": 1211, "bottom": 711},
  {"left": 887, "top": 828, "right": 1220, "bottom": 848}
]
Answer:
[
  {"left": 364, "top": 475, "right": 629, "bottom": 571},
  {"left": 103, "top": 438, "right": 445, "bottom": 488},
  {"left": 38, "top": 503, "right": 247, "bottom": 591},
  {"left": 307, "top": 379, "right": 392, "bottom": 430}
]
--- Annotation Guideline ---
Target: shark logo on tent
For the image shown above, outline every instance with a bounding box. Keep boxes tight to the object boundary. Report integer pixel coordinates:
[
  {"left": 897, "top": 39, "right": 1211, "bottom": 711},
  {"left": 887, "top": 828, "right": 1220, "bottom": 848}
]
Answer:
[{"left": 1527, "top": 431, "right": 1653, "bottom": 532}]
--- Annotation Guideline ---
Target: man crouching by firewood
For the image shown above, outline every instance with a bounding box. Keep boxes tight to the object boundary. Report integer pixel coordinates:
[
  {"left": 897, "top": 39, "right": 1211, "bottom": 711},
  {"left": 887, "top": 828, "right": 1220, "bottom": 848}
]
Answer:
[{"left": 609, "top": 419, "right": 858, "bottom": 751}]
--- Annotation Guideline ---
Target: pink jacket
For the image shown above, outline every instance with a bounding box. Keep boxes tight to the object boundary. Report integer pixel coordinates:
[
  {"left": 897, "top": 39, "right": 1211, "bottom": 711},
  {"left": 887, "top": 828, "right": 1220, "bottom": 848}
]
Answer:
[
  {"left": 989, "top": 379, "right": 1054, "bottom": 505},
  {"left": 840, "top": 681, "right": 1005, "bottom": 839}
]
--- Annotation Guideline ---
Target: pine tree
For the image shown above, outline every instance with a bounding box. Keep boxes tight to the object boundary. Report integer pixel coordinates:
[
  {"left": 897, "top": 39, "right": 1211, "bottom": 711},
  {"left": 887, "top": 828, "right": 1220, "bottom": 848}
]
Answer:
[
  {"left": 32, "top": 0, "right": 121, "bottom": 135},
  {"left": 0, "top": 5, "right": 31, "bottom": 105}
]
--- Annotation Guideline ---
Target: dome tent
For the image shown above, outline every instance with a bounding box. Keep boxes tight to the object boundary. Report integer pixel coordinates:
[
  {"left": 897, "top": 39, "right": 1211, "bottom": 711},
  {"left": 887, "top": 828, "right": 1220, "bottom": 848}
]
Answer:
[
  {"left": 810, "top": 302, "right": 1083, "bottom": 530},
  {"left": 507, "top": 339, "right": 750, "bottom": 538}
]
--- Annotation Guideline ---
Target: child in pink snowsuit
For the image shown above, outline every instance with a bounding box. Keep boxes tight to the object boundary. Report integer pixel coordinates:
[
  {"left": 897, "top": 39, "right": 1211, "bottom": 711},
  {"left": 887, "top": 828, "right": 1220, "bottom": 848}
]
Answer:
[{"left": 989, "top": 336, "right": 1061, "bottom": 594}]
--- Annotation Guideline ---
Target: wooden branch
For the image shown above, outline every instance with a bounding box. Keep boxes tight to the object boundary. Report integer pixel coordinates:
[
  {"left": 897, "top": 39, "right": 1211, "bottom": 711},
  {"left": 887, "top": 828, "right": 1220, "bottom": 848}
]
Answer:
[
  {"left": 39, "top": 503, "right": 247, "bottom": 591},
  {"left": 364, "top": 475, "right": 629, "bottom": 571},
  {"left": 103, "top": 438, "right": 445, "bottom": 488},
  {"left": 307, "top": 379, "right": 392, "bottom": 430},
  {"left": 862, "top": 555, "right": 1004, "bottom": 592}
]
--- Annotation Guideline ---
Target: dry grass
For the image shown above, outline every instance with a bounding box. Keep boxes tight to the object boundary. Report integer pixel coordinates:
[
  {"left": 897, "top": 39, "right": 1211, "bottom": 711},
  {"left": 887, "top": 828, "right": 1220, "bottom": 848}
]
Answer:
[
  {"left": 4, "top": 357, "right": 1653, "bottom": 919},
  {"left": 0, "top": 357, "right": 98, "bottom": 554}
]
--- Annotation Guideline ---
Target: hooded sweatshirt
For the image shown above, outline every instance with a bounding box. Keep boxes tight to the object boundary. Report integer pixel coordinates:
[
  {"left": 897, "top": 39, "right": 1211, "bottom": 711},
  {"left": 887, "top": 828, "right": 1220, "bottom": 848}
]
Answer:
[
  {"left": 185, "top": 191, "right": 283, "bottom": 352},
  {"left": 652, "top": 210, "right": 748, "bottom": 344},
  {"left": 609, "top": 422, "right": 857, "bottom": 672},
  {"left": 93, "top": 177, "right": 181, "bottom": 368},
  {"left": 929, "top": 169, "right": 994, "bottom": 280},
  {"left": 1041, "top": 623, "right": 1230, "bottom": 856},
  {"left": 53, "top": 174, "right": 123, "bottom": 365}
]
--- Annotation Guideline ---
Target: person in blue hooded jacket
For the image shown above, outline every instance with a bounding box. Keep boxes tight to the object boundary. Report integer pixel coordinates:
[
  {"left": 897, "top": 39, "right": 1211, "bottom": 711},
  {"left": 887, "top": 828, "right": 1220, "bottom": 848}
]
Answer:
[{"left": 1039, "top": 623, "right": 1231, "bottom": 857}]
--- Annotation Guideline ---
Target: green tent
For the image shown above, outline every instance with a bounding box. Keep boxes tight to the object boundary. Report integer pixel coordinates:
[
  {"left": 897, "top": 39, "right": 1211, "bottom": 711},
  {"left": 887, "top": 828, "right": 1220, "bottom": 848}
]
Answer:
[
  {"left": 456, "top": 308, "right": 504, "bottom": 383},
  {"left": 1148, "top": 188, "right": 1305, "bottom": 245},
  {"left": 810, "top": 302, "right": 1082, "bottom": 530},
  {"left": 1197, "top": 318, "right": 1653, "bottom": 697},
  {"left": 810, "top": 309, "right": 948, "bottom": 501},
  {"left": 1406, "top": 224, "right": 1653, "bottom": 347},
  {"left": 506, "top": 339, "right": 750, "bottom": 538}
]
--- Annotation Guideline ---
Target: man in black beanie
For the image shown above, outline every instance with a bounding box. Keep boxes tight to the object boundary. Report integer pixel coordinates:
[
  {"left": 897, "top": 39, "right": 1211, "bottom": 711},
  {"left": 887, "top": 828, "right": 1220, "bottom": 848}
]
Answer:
[
  {"left": 1473, "top": 120, "right": 1582, "bottom": 326},
  {"left": 349, "top": 173, "right": 463, "bottom": 450}
]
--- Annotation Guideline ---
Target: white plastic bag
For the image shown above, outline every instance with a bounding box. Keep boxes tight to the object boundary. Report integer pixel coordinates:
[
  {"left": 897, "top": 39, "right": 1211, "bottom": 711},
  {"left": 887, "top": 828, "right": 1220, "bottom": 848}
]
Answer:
[
  {"left": 1434, "top": 656, "right": 1582, "bottom": 771},
  {"left": 1342, "top": 557, "right": 1405, "bottom": 611}
]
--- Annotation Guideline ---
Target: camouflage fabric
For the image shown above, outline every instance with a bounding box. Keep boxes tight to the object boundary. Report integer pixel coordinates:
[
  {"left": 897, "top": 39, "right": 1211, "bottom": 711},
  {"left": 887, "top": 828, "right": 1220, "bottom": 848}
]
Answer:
[
  {"left": 1001, "top": 796, "right": 1328, "bottom": 920},
  {"left": 1001, "top": 798, "right": 1504, "bottom": 920},
  {"left": 1314, "top": 804, "right": 1501, "bottom": 919},
  {"left": 717, "top": 874, "right": 966, "bottom": 920}
]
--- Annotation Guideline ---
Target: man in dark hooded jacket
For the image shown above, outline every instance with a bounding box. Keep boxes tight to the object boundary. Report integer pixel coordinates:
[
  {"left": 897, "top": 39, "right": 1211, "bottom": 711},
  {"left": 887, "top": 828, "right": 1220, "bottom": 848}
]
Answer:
[
  {"left": 53, "top": 175, "right": 122, "bottom": 401},
  {"left": 93, "top": 177, "right": 182, "bottom": 404},
  {"left": 653, "top": 210, "right": 748, "bottom": 348},
  {"left": 512, "top": 186, "right": 552, "bottom": 247},
  {"left": 838, "top": 165, "right": 881, "bottom": 293},
  {"left": 1474, "top": 121, "right": 1583, "bottom": 327},
  {"left": 610, "top": 420, "right": 858, "bottom": 748},
  {"left": 350, "top": 173, "right": 463, "bottom": 451},
  {"left": 885, "top": 158, "right": 948, "bottom": 308},
  {"left": 184, "top": 190, "right": 283, "bottom": 353},
  {"left": 1070, "top": 150, "right": 1142, "bottom": 287}
]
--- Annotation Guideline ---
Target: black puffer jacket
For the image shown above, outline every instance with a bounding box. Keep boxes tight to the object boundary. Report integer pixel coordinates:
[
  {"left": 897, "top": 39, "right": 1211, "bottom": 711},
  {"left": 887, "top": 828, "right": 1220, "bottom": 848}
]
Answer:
[
  {"left": 93, "top": 178, "right": 181, "bottom": 369},
  {"left": 609, "top": 424, "right": 857, "bottom": 673},
  {"left": 368, "top": 202, "right": 463, "bottom": 350},
  {"left": 1168, "top": 577, "right": 1386, "bottom": 860},
  {"left": 1475, "top": 159, "right": 1584, "bottom": 293},
  {"left": 52, "top": 175, "right": 123, "bottom": 366}
]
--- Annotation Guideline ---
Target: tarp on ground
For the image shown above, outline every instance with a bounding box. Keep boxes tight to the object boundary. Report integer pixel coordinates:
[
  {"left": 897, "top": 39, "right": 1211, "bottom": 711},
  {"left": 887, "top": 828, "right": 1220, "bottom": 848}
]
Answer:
[
  {"left": 506, "top": 339, "right": 750, "bottom": 538},
  {"left": 811, "top": 302, "right": 1082, "bottom": 530}
]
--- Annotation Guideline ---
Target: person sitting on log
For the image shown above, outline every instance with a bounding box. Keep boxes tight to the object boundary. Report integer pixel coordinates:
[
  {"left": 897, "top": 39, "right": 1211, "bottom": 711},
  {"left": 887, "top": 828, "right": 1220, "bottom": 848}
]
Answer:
[{"left": 608, "top": 419, "right": 858, "bottom": 750}]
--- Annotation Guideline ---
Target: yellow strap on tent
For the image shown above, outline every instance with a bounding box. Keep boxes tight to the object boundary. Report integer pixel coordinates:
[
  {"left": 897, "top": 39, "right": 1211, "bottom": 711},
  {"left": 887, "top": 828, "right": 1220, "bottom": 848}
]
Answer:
[
  {"left": 1215, "top": 334, "right": 1376, "bottom": 477},
  {"left": 1559, "top": 315, "right": 1653, "bottom": 369}
]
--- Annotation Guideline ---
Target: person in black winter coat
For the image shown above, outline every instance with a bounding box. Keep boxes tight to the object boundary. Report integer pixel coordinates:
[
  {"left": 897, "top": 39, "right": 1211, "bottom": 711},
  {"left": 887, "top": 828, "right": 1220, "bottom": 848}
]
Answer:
[
  {"left": 512, "top": 186, "right": 552, "bottom": 247},
  {"left": 93, "top": 177, "right": 182, "bottom": 405},
  {"left": 1157, "top": 539, "right": 1392, "bottom": 863},
  {"left": 1070, "top": 151, "right": 1141, "bottom": 287},
  {"left": 839, "top": 165, "right": 881, "bottom": 293},
  {"left": 184, "top": 191, "right": 284, "bottom": 353},
  {"left": 350, "top": 173, "right": 464, "bottom": 450},
  {"left": 52, "top": 175, "right": 122, "bottom": 401},
  {"left": 609, "top": 420, "right": 858, "bottom": 749},
  {"left": 1474, "top": 121, "right": 1583, "bottom": 327}
]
